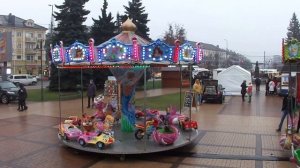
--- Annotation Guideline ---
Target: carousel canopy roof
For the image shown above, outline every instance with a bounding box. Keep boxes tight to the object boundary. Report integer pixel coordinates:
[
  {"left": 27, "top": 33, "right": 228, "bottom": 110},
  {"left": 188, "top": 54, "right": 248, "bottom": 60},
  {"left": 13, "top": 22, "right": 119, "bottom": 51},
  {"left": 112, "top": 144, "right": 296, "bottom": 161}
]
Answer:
[
  {"left": 98, "top": 18, "right": 149, "bottom": 47},
  {"left": 51, "top": 18, "right": 203, "bottom": 67}
]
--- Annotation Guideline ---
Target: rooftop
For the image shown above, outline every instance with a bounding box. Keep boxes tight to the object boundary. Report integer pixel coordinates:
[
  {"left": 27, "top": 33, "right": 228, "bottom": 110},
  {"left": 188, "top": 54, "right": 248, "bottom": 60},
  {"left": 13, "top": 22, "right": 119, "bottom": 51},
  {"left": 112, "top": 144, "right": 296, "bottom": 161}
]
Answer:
[{"left": 0, "top": 13, "right": 47, "bottom": 30}]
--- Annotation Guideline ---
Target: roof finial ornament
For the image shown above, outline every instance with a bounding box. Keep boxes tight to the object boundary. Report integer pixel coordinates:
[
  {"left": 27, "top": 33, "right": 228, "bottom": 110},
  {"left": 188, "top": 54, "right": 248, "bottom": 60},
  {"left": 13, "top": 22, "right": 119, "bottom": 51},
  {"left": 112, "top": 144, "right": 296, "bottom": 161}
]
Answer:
[{"left": 121, "top": 17, "right": 137, "bottom": 32}]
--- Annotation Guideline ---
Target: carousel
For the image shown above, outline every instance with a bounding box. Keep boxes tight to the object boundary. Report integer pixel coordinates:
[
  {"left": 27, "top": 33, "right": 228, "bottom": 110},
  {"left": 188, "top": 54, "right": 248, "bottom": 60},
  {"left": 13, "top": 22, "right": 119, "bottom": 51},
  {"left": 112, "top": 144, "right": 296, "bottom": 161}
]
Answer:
[{"left": 52, "top": 19, "right": 202, "bottom": 157}]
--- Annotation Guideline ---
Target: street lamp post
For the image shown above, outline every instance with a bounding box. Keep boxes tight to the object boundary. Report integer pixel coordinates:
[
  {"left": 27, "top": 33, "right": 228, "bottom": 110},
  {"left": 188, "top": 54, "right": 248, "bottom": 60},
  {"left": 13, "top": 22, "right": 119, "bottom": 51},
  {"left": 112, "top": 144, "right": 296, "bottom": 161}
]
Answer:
[
  {"left": 39, "top": 40, "right": 44, "bottom": 101},
  {"left": 48, "top": 4, "right": 54, "bottom": 38},
  {"left": 224, "top": 39, "right": 228, "bottom": 67}
]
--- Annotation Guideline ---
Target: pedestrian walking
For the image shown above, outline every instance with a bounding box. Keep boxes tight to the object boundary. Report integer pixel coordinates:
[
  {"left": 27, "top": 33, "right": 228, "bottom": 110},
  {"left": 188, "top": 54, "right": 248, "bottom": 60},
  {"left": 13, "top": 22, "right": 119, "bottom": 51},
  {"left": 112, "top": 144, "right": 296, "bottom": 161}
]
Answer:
[
  {"left": 241, "top": 80, "right": 247, "bottom": 102},
  {"left": 276, "top": 95, "right": 289, "bottom": 132},
  {"left": 193, "top": 79, "right": 203, "bottom": 105},
  {"left": 265, "top": 78, "right": 270, "bottom": 96},
  {"left": 87, "top": 79, "right": 96, "bottom": 108},
  {"left": 17, "top": 84, "right": 27, "bottom": 111},
  {"left": 269, "top": 80, "right": 275, "bottom": 95},
  {"left": 255, "top": 78, "right": 261, "bottom": 91},
  {"left": 247, "top": 82, "right": 253, "bottom": 103}
]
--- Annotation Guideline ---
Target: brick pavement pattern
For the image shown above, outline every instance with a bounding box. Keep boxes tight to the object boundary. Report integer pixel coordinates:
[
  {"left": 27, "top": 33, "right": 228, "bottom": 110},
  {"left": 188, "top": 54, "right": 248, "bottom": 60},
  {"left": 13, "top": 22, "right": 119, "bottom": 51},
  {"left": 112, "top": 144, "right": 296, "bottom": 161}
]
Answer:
[{"left": 0, "top": 87, "right": 297, "bottom": 168}]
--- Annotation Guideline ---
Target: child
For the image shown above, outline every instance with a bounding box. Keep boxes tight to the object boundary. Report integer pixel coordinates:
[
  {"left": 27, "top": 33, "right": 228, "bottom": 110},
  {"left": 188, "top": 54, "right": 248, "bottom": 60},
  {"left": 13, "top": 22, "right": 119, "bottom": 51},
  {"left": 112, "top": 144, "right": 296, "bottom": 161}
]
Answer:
[{"left": 247, "top": 82, "right": 253, "bottom": 103}]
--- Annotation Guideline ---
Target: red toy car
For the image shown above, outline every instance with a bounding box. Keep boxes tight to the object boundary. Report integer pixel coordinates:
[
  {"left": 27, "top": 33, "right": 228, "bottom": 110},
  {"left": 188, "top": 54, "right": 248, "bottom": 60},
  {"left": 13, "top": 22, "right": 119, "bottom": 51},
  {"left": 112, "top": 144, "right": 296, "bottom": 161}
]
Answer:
[
  {"left": 179, "top": 117, "right": 198, "bottom": 130},
  {"left": 135, "top": 109, "right": 159, "bottom": 119}
]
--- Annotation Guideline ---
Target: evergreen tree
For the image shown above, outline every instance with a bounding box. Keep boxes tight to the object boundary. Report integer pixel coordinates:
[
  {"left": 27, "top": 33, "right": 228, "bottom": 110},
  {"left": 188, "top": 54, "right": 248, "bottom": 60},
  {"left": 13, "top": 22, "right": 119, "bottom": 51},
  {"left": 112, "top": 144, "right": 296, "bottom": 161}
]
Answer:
[
  {"left": 123, "top": 0, "right": 150, "bottom": 40},
  {"left": 287, "top": 12, "right": 300, "bottom": 41},
  {"left": 49, "top": 0, "right": 91, "bottom": 91},
  {"left": 163, "top": 23, "right": 186, "bottom": 45},
  {"left": 90, "top": 0, "right": 117, "bottom": 44},
  {"left": 52, "top": 0, "right": 90, "bottom": 45},
  {"left": 116, "top": 12, "right": 122, "bottom": 33}
]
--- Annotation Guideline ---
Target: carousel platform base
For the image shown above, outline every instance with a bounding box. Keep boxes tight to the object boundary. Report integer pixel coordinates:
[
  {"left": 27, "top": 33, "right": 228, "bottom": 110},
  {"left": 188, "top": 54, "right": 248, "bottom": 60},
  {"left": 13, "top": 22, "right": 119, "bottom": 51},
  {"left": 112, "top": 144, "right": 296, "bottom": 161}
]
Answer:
[{"left": 58, "top": 126, "right": 199, "bottom": 155}]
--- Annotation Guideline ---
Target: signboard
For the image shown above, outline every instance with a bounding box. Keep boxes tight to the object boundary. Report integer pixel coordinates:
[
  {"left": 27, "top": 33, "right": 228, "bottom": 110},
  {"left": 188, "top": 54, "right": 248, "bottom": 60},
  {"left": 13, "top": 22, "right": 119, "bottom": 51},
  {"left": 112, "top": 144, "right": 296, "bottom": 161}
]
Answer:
[
  {"left": 0, "top": 32, "right": 12, "bottom": 63},
  {"left": 284, "top": 39, "right": 300, "bottom": 62},
  {"left": 184, "top": 91, "right": 194, "bottom": 107}
]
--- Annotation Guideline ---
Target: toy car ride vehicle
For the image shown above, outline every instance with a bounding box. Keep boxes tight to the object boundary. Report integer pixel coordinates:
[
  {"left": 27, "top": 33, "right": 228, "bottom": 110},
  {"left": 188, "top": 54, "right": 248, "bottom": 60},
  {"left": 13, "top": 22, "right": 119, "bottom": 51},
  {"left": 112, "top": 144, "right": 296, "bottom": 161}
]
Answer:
[
  {"left": 179, "top": 117, "right": 198, "bottom": 130},
  {"left": 78, "top": 131, "right": 115, "bottom": 150},
  {"left": 59, "top": 123, "right": 82, "bottom": 140},
  {"left": 0, "top": 81, "right": 19, "bottom": 104}
]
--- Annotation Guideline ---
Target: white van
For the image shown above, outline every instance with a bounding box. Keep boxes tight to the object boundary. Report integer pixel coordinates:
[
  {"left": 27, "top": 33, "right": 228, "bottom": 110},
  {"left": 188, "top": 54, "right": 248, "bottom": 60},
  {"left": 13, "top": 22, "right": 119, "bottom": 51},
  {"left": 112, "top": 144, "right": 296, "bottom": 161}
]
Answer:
[{"left": 8, "top": 74, "right": 37, "bottom": 85}]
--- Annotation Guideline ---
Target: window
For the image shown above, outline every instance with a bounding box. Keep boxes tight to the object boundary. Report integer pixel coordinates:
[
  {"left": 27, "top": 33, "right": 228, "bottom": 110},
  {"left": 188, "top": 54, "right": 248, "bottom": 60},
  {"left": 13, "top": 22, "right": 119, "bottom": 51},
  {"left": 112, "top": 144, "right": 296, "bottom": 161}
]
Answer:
[
  {"left": 38, "top": 34, "right": 42, "bottom": 38},
  {"left": 26, "top": 55, "right": 34, "bottom": 61},
  {"left": 25, "top": 43, "right": 35, "bottom": 49},
  {"left": 17, "top": 43, "right": 22, "bottom": 49},
  {"left": 17, "top": 55, "right": 21, "bottom": 59},
  {"left": 25, "top": 32, "right": 33, "bottom": 38},
  {"left": 15, "top": 76, "right": 26, "bottom": 79},
  {"left": 38, "top": 56, "right": 41, "bottom": 60},
  {"left": 17, "top": 32, "right": 22, "bottom": 37}
]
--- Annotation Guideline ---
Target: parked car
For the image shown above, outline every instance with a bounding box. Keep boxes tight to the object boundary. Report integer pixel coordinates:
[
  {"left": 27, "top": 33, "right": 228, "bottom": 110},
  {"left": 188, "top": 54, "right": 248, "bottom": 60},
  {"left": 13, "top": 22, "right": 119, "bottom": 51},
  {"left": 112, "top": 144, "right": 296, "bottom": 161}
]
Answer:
[
  {"left": 32, "top": 75, "right": 41, "bottom": 81},
  {"left": 202, "top": 80, "right": 225, "bottom": 104},
  {"left": 8, "top": 74, "right": 37, "bottom": 85},
  {"left": 0, "top": 81, "right": 19, "bottom": 104}
]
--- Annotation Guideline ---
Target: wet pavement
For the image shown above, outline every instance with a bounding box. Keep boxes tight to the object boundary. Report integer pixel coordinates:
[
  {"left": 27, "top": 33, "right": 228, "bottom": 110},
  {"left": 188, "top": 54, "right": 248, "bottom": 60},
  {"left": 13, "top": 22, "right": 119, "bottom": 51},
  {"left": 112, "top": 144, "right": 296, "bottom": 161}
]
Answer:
[{"left": 0, "top": 86, "right": 296, "bottom": 168}]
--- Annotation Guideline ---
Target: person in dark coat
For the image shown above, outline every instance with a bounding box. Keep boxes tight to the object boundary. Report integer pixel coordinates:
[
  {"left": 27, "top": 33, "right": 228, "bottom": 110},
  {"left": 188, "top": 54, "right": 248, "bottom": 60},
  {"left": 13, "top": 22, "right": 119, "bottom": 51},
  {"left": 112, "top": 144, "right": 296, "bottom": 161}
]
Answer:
[
  {"left": 241, "top": 80, "right": 247, "bottom": 102},
  {"left": 276, "top": 95, "right": 288, "bottom": 132},
  {"left": 18, "top": 84, "right": 27, "bottom": 111},
  {"left": 255, "top": 78, "right": 261, "bottom": 91},
  {"left": 265, "top": 78, "right": 270, "bottom": 96},
  {"left": 87, "top": 79, "right": 96, "bottom": 108}
]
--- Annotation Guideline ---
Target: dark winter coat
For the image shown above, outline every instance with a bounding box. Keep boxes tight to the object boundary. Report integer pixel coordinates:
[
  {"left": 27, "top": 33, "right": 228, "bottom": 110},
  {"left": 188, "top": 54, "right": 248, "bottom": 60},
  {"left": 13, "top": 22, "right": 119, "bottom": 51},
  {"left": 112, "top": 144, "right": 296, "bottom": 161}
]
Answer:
[
  {"left": 18, "top": 87, "right": 27, "bottom": 101},
  {"left": 281, "top": 96, "right": 288, "bottom": 111},
  {"left": 255, "top": 78, "right": 261, "bottom": 86},
  {"left": 87, "top": 83, "right": 96, "bottom": 97},
  {"left": 241, "top": 82, "right": 247, "bottom": 94}
]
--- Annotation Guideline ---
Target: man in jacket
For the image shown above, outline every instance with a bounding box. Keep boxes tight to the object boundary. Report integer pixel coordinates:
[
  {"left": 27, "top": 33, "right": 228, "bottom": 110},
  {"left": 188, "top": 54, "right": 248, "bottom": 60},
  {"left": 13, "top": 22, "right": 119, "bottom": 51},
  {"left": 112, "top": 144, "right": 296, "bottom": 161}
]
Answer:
[
  {"left": 276, "top": 95, "right": 288, "bottom": 132},
  {"left": 87, "top": 79, "right": 96, "bottom": 108}
]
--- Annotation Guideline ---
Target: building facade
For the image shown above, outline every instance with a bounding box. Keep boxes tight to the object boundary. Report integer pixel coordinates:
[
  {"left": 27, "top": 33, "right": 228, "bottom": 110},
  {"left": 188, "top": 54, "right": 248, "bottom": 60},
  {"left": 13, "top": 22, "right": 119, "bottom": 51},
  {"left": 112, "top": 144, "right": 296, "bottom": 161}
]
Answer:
[
  {"left": 0, "top": 13, "right": 47, "bottom": 75},
  {"left": 188, "top": 41, "right": 226, "bottom": 69}
]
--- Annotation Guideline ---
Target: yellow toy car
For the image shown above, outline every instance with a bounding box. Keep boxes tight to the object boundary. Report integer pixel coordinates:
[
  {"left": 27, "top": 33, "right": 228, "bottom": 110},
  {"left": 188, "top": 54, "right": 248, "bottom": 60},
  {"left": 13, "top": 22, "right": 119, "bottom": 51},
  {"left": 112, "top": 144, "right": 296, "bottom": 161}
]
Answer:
[{"left": 78, "top": 131, "right": 115, "bottom": 150}]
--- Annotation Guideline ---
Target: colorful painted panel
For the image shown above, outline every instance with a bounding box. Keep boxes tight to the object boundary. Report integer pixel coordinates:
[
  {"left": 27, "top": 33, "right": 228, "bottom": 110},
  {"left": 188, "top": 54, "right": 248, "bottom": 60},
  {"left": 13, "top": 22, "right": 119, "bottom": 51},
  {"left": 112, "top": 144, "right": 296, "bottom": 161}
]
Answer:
[
  {"left": 284, "top": 39, "right": 300, "bottom": 62},
  {"left": 97, "top": 39, "right": 132, "bottom": 63},
  {"left": 51, "top": 45, "right": 63, "bottom": 63},
  {"left": 66, "top": 41, "right": 89, "bottom": 63},
  {"left": 141, "top": 39, "right": 173, "bottom": 63},
  {"left": 179, "top": 43, "right": 196, "bottom": 63}
]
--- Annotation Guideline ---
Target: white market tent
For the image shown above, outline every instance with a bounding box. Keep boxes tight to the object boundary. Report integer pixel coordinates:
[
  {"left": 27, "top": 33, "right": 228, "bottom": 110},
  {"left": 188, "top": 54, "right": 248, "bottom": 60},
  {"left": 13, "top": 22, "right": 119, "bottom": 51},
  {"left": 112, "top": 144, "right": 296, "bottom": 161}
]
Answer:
[
  {"left": 217, "top": 65, "right": 251, "bottom": 95},
  {"left": 212, "top": 68, "right": 226, "bottom": 80}
]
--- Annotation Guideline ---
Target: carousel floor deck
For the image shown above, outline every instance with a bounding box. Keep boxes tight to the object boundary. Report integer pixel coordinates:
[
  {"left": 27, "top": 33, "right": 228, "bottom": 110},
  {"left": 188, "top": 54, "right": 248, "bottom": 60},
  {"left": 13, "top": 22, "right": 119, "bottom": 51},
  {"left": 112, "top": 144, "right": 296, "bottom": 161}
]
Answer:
[{"left": 58, "top": 125, "right": 199, "bottom": 155}]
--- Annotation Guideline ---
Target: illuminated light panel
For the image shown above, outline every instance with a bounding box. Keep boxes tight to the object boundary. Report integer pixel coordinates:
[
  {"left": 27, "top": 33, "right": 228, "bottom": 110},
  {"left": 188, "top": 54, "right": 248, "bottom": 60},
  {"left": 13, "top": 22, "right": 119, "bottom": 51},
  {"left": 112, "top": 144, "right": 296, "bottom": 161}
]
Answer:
[{"left": 180, "top": 45, "right": 195, "bottom": 62}]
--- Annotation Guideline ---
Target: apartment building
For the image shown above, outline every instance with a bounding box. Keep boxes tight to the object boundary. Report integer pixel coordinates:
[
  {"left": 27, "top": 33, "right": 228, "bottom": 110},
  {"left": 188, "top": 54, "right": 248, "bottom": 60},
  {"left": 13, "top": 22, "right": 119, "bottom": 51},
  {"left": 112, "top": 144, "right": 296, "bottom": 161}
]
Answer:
[
  {"left": 0, "top": 13, "right": 47, "bottom": 75},
  {"left": 188, "top": 41, "right": 227, "bottom": 69}
]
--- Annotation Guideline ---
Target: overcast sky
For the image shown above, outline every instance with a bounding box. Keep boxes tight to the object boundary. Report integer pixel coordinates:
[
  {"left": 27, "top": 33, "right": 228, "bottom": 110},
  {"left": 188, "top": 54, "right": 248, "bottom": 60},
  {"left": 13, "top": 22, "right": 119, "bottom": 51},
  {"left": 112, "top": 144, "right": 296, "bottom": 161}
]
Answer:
[{"left": 3, "top": 0, "right": 300, "bottom": 62}]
